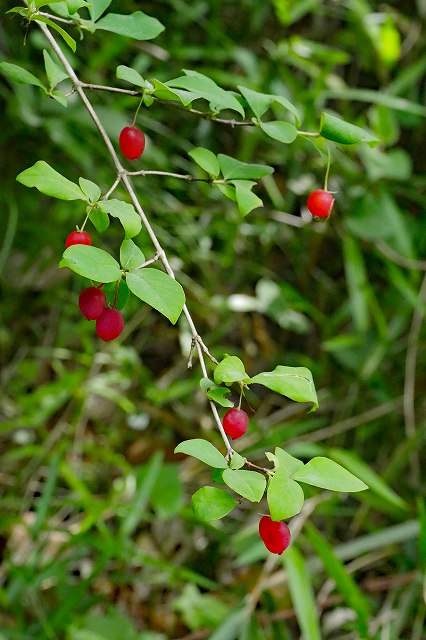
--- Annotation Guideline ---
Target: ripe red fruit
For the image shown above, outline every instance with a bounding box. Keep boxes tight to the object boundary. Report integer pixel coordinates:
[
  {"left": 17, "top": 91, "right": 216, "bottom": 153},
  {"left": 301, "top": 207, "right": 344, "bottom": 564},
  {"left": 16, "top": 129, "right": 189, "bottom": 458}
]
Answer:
[
  {"left": 259, "top": 515, "right": 291, "bottom": 555},
  {"left": 222, "top": 408, "right": 249, "bottom": 439},
  {"left": 119, "top": 126, "right": 146, "bottom": 160},
  {"left": 96, "top": 308, "right": 124, "bottom": 342},
  {"left": 307, "top": 190, "right": 335, "bottom": 218},
  {"left": 65, "top": 230, "right": 92, "bottom": 249},
  {"left": 78, "top": 287, "right": 106, "bottom": 320}
]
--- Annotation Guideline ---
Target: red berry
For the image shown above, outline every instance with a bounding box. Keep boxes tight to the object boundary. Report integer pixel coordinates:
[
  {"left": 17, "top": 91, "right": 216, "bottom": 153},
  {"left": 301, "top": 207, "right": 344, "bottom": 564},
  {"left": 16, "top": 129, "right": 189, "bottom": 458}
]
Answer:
[
  {"left": 65, "top": 230, "right": 92, "bottom": 249},
  {"left": 119, "top": 126, "right": 146, "bottom": 160},
  {"left": 307, "top": 190, "right": 335, "bottom": 218},
  {"left": 259, "top": 515, "right": 291, "bottom": 555},
  {"left": 78, "top": 287, "right": 106, "bottom": 320},
  {"left": 222, "top": 408, "right": 249, "bottom": 439},
  {"left": 96, "top": 308, "right": 124, "bottom": 342}
]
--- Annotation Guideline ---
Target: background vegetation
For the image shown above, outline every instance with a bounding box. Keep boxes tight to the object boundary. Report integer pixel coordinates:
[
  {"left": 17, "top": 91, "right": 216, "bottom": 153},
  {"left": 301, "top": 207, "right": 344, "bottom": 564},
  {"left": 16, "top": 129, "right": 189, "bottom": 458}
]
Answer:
[{"left": 0, "top": 0, "right": 425, "bottom": 638}]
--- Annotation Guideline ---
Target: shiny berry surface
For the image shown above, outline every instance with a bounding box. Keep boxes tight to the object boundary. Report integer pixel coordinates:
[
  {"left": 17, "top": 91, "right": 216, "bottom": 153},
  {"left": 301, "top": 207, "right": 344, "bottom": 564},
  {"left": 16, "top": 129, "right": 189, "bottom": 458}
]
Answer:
[
  {"left": 65, "top": 230, "right": 92, "bottom": 249},
  {"left": 259, "top": 516, "right": 291, "bottom": 555},
  {"left": 96, "top": 308, "right": 124, "bottom": 342},
  {"left": 78, "top": 287, "right": 106, "bottom": 320},
  {"left": 222, "top": 408, "right": 249, "bottom": 439},
  {"left": 119, "top": 126, "right": 146, "bottom": 160},
  {"left": 307, "top": 190, "right": 335, "bottom": 218}
]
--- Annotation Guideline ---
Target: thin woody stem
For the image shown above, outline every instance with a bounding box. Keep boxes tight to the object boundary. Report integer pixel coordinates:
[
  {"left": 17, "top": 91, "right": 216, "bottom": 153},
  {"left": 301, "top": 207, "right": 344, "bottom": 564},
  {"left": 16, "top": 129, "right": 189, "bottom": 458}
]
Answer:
[{"left": 35, "top": 19, "right": 233, "bottom": 456}]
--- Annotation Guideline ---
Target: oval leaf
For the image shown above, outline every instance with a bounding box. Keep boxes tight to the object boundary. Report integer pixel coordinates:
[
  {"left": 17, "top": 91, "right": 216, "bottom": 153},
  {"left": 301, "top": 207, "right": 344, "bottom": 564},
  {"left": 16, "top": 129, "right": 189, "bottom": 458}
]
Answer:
[
  {"left": 17, "top": 161, "right": 86, "bottom": 201},
  {"left": 320, "top": 113, "right": 380, "bottom": 145},
  {"left": 192, "top": 487, "right": 237, "bottom": 521},
  {"left": 59, "top": 245, "right": 121, "bottom": 282},
  {"left": 199, "top": 378, "right": 233, "bottom": 408},
  {"left": 267, "top": 473, "right": 304, "bottom": 520},
  {"left": 214, "top": 355, "right": 250, "bottom": 386},
  {"left": 79, "top": 177, "right": 101, "bottom": 203},
  {"left": 222, "top": 469, "right": 266, "bottom": 502},
  {"left": 120, "top": 239, "right": 145, "bottom": 270},
  {"left": 218, "top": 154, "right": 274, "bottom": 180},
  {"left": 259, "top": 120, "right": 297, "bottom": 144},
  {"left": 98, "top": 199, "right": 141, "bottom": 238},
  {"left": 167, "top": 70, "right": 244, "bottom": 117},
  {"left": 232, "top": 180, "right": 263, "bottom": 217},
  {"left": 0, "top": 62, "right": 46, "bottom": 89},
  {"left": 292, "top": 457, "right": 369, "bottom": 492},
  {"left": 274, "top": 447, "right": 304, "bottom": 477},
  {"left": 174, "top": 439, "right": 227, "bottom": 469},
  {"left": 250, "top": 365, "right": 318, "bottom": 410},
  {"left": 189, "top": 147, "right": 220, "bottom": 177},
  {"left": 95, "top": 11, "right": 165, "bottom": 40},
  {"left": 126, "top": 269, "right": 185, "bottom": 324}
]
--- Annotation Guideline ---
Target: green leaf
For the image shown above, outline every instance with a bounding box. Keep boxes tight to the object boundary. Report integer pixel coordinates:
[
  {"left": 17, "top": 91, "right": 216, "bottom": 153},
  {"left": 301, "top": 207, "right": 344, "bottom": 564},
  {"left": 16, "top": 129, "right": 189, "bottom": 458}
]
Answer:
[
  {"left": 259, "top": 120, "right": 298, "bottom": 143},
  {"left": 66, "top": 0, "right": 89, "bottom": 14},
  {"left": 283, "top": 546, "right": 322, "bottom": 640},
  {"left": 43, "top": 49, "right": 68, "bottom": 89},
  {"left": 98, "top": 199, "right": 142, "bottom": 238},
  {"left": 167, "top": 71, "right": 245, "bottom": 117},
  {"left": 34, "top": 16, "right": 77, "bottom": 52},
  {"left": 199, "top": 378, "right": 233, "bottom": 408},
  {"left": 232, "top": 180, "right": 263, "bottom": 216},
  {"left": 0, "top": 62, "right": 46, "bottom": 90},
  {"left": 191, "top": 487, "right": 237, "bottom": 521},
  {"left": 292, "top": 457, "right": 369, "bottom": 492},
  {"left": 120, "top": 239, "right": 145, "bottom": 270},
  {"left": 50, "top": 90, "right": 67, "bottom": 107},
  {"left": 116, "top": 65, "right": 151, "bottom": 89},
  {"left": 222, "top": 469, "right": 266, "bottom": 502},
  {"left": 250, "top": 365, "right": 318, "bottom": 410},
  {"left": 267, "top": 473, "right": 304, "bottom": 520},
  {"left": 238, "top": 85, "right": 301, "bottom": 124},
  {"left": 89, "top": 0, "right": 112, "bottom": 21},
  {"left": 59, "top": 245, "right": 121, "bottom": 283},
  {"left": 218, "top": 154, "right": 274, "bottom": 180},
  {"left": 174, "top": 439, "right": 228, "bottom": 469},
  {"left": 229, "top": 452, "right": 245, "bottom": 470},
  {"left": 103, "top": 280, "right": 130, "bottom": 311},
  {"left": 274, "top": 447, "right": 304, "bottom": 477},
  {"left": 79, "top": 178, "right": 101, "bottom": 203},
  {"left": 95, "top": 11, "right": 165, "bottom": 41},
  {"left": 89, "top": 207, "right": 110, "bottom": 233},
  {"left": 152, "top": 79, "right": 196, "bottom": 106},
  {"left": 126, "top": 269, "right": 185, "bottom": 324},
  {"left": 188, "top": 147, "right": 220, "bottom": 177},
  {"left": 305, "top": 524, "right": 371, "bottom": 636},
  {"left": 320, "top": 113, "right": 380, "bottom": 145},
  {"left": 17, "top": 161, "right": 86, "bottom": 200},
  {"left": 214, "top": 355, "right": 250, "bottom": 386},
  {"left": 329, "top": 448, "right": 408, "bottom": 511}
]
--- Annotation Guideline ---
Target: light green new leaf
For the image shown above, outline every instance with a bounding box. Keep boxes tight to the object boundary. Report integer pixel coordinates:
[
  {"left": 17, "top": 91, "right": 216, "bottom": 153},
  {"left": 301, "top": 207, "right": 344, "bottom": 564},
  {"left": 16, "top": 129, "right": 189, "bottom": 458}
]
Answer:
[
  {"left": 189, "top": 147, "right": 220, "bottom": 177},
  {"left": 89, "top": 207, "right": 110, "bottom": 233},
  {"left": 17, "top": 161, "right": 86, "bottom": 200},
  {"left": 292, "top": 457, "right": 368, "bottom": 492},
  {"left": 0, "top": 62, "right": 46, "bottom": 90},
  {"left": 120, "top": 239, "right": 145, "bottom": 270},
  {"left": 320, "top": 112, "right": 380, "bottom": 145},
  {"left": 50, "top": 90, "right": 67, "bottom": 107},
  {"left": 238, "top": 85, "right": 301, "bottom": 124},
  {"left": 95, "top": 11, "right": 165, "bottom": 40},
  {"left": 174, "top": 439, "right": 227, "bottom": 469},
  {"left": 329, "top": 448, "right": 408, "bottom": 510},
  {"left": 89, "top": 0, "right": 112, "bottom": 21},
  {"left": 232, "top": 180, "right": 263, "bottom": 216},
  {"left": 229, "top": 452, "right": 245, "bottom": 470},
  {"left": 222, "top": 469, "right": 266, "bottom": 502},
  {"left": 59, "top": 245, "right": 121, "bottom": 283},
  {"left": 43, "top": 50, "right": 68, "bottom": 88},
  {"left": 192, "top": 487, "right": 237, "bottom": 521},
  {"left": 116, "top": 65, "right": 151, "bottom": 89},
  {"left": 250, "top": 365, "right": 318, "bottom": 410},
  {"left": 267, "top": 472, "right": 304, "bottom": 520},
  {"left": 98, "top": 199, "right": 142, "bottom": 238},
  {"left": 167, "top": 71, "right": 244, "bottom": 117},
  {"left": 126, "top": 269, "right": 185, "bottom": 324},
  {"left": 259, "top": 120, "right": 298, "bottom": 144},
  {"left": 218, "top": 154, "right": 274, "bottom": 180},
  {"left": 274, "top": 447, "right": 304, "bottom": 477},
  {"left": 79, "top": 178, "right": 101, "bottom": 203},
  {"left": 305, "top": 523, "right": 371, "bottom": 637},
  {"left": 283, "top": 546, "right": 322, "bottom": 640},
  {"left": 199, "top": 378, "right": 233, "bottom": 408},
  {"left": 214, "top": 355, "right": 250, "bottom": 386}
]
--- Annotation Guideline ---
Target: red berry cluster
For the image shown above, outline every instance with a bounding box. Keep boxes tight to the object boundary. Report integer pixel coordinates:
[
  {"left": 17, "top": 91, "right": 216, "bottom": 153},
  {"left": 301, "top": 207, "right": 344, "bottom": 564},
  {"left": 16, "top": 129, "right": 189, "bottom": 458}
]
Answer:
[{"left": 65, "top": 231, "right": 124, "bottom": 342}]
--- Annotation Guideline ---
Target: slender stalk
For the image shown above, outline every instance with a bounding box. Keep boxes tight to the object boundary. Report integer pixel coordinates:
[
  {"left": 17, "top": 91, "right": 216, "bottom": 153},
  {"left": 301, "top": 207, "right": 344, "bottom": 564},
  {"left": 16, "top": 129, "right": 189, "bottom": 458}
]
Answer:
[{"left": 35, "top": 20, "right": 232, "bottom": 455}]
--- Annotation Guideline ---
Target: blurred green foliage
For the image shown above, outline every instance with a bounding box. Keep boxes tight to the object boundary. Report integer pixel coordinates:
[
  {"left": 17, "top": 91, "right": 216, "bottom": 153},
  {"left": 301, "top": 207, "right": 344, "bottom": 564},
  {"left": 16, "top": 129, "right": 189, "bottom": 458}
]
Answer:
[{"left": 0, "top": 0, "right": 425, "bottom": 638}]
